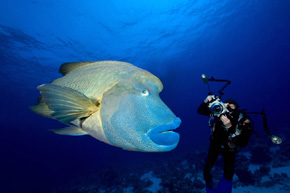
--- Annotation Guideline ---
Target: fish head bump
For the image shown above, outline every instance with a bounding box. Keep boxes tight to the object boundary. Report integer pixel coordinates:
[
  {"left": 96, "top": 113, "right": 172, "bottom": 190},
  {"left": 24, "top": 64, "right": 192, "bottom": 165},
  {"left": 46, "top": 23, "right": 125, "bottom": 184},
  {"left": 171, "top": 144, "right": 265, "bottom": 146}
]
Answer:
[{"left": 99, "top": 70, "right": 181, "bottom": 152}]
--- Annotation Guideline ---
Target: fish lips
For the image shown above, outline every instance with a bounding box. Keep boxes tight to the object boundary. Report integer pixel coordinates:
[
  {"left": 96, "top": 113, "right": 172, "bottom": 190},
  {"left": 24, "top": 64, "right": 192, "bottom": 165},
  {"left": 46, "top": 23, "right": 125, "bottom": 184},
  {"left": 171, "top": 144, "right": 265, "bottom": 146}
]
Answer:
[{"left": 147, "top": 118, "right": 181, "bottom": 147}]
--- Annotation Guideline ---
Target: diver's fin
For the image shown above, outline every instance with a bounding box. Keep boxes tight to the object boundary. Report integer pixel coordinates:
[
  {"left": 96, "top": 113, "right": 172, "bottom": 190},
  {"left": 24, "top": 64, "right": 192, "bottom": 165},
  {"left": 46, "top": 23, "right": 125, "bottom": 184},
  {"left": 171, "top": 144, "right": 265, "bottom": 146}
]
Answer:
[
  {"left": 206, "top": 181, "right": 216, "bottom": 193},
  {"left": 216, "top": 175, "right": 232, "bottom": 193},
  {"left": 59, "top": 61, "right": 96, "bottom": 76},
  {"left": 50, "top": 126, "right": 88, "bottom": 136},
  {"left": 206, "top": 187, "right": 216, "bottom": 193},
  {"left": 38, "top": 83, "right": 99, "bottom": 124},
  {"left": 29, "top": 102, "right": 51, "bottom": 117}
]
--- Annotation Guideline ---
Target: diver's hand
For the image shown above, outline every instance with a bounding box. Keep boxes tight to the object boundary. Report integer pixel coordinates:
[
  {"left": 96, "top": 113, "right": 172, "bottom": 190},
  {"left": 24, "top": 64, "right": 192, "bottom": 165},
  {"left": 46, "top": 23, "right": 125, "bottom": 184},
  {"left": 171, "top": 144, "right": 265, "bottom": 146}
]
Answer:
[
  {"left": 204, "top": 95, "right": 216, "bottom": 103},
  {"left": 220, "top": 114, "right": 232, "bottom": 129}
]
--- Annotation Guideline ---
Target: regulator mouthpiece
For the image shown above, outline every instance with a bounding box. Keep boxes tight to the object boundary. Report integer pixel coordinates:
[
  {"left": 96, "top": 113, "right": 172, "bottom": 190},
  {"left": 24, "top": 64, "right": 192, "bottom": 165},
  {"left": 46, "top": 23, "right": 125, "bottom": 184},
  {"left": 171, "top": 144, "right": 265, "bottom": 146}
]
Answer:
[
  {"left": 201, "top": 74, "right": 209, "bottom": 84},
  {"left": 270, "top": 135, "right": 282, "bottom": 145}
]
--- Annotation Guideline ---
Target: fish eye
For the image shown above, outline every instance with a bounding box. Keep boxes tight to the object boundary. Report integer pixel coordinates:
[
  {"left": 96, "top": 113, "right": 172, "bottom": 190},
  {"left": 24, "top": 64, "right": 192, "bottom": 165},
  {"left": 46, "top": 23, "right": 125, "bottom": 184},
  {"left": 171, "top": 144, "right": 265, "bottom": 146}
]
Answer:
[{"left": 141, "top": 89, "right": 149, "bottom": 96}]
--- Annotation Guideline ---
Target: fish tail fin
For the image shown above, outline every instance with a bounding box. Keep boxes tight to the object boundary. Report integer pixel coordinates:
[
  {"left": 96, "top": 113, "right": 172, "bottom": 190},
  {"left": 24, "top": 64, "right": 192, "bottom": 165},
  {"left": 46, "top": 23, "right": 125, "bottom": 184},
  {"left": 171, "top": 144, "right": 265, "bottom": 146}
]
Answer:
[{"left": 37, "top": 83, "right": 99, "bottom": 124}]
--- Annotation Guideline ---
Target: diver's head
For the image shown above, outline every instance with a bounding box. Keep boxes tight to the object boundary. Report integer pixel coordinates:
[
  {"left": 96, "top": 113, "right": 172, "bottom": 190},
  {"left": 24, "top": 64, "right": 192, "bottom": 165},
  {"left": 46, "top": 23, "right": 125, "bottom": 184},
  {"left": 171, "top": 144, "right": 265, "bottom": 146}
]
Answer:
[{"left": 225, "top": 99, "right": 239, "bottom": 110}]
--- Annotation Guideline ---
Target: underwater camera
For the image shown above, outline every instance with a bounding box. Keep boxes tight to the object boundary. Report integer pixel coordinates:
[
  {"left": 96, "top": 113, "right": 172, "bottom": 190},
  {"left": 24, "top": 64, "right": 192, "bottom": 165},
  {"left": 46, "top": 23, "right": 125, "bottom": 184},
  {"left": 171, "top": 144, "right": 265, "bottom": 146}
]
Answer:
[
  {"left": 201, "top": 74, "right": 282, "bottom": 145},
  {"left": 208, "top": 97, "right": 229, "bottom": 117},
  {"left": 201, "top": 74, "right": 231, "bottom": 117}
]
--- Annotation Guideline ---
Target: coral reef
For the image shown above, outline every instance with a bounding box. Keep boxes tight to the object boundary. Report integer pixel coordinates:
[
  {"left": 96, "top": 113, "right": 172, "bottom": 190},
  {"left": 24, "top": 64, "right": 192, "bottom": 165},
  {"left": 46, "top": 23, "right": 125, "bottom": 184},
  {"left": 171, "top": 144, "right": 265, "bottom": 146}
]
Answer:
[
  {"left": 53, "top": 132, "right": 289, "bottom": 193},
  {"left": 234, "top": 154, "right": 255, "bottom": 186},
  {"left": 272, "top": 140, "right": 290, "bottom": 168},
  {"left": 250, "top": 145, "right": 272, "bottom": 164}
]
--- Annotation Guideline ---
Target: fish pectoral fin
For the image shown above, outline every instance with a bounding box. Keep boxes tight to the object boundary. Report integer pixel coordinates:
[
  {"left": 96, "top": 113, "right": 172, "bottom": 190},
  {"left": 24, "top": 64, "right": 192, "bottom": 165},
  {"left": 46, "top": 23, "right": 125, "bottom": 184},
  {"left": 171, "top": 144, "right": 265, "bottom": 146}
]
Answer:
[
  {"left": 50, "top": 126, "right": 88, "bottom": 136},
  {"left": 38, "top": 83, "right": 99, "bottom": 124}
]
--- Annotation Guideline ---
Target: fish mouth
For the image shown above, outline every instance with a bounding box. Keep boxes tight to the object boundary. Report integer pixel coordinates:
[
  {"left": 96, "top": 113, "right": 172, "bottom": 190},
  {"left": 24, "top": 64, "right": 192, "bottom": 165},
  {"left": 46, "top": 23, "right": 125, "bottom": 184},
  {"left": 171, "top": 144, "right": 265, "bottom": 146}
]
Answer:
[{"left": 147, "top": 118, "right": 181, "bottom": 146}]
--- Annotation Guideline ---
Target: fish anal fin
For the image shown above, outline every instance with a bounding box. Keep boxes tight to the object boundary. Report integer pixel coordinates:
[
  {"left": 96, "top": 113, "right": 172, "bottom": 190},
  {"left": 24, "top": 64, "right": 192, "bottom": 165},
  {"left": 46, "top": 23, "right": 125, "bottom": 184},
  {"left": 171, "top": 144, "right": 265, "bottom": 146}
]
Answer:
[{"left": 50, "top": 126, "right": 88, "bottom": 136}]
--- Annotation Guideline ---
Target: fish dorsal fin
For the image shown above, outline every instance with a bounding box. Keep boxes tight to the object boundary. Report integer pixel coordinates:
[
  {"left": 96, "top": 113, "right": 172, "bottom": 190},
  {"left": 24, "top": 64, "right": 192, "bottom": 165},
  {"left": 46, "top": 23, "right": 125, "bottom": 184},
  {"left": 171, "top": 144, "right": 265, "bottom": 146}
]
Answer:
[{"left": 59, "top": 61, "right": 96, "bottom": 76}]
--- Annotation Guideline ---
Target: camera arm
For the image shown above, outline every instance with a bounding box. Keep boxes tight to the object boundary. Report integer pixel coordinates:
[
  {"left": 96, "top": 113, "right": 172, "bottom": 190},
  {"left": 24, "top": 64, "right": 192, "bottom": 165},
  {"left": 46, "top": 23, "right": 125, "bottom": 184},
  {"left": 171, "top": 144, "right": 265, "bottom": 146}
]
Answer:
[
  {"left": 210, "top": 77, "right": 231, "bottom": 98},
  {"left": 244, "top": 110, "right": 282, "bottom": 144},
  {"left": 201, "top": 74, "right": 231, "bottom": 98}
]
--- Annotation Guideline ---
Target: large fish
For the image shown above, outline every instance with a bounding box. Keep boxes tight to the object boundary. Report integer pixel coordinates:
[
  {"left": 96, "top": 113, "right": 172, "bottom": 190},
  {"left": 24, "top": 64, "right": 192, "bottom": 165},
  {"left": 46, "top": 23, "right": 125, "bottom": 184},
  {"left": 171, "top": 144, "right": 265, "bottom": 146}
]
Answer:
[{"left": 30, "top": 61, "right": 181, "bottom": 152}]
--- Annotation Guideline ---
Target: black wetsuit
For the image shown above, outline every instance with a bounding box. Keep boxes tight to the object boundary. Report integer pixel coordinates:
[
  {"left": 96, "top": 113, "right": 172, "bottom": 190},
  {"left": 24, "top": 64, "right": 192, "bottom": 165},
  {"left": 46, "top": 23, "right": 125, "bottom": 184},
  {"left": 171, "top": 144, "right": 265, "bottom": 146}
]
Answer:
[{"left": 197, "top": 102, "right": 252, "bottom": 184}]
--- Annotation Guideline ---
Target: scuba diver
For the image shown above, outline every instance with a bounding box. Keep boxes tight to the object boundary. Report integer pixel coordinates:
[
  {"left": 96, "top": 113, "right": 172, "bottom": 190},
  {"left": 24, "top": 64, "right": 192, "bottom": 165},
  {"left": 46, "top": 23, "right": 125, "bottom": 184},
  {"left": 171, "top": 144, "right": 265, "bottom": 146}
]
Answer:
[
  {"left": 198, "top": 74, "right": 282, "bottom": 193},
  {"left": 198, "top": 95, "right": 253, "bottom": 193}
]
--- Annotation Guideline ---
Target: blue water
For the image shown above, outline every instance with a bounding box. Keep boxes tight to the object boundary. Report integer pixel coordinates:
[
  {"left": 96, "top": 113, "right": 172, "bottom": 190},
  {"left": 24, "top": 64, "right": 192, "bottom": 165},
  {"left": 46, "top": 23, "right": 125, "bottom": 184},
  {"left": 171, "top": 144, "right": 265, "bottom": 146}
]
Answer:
[{"left": 0, "top": 1, "right": 289, "bottom": 192}]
